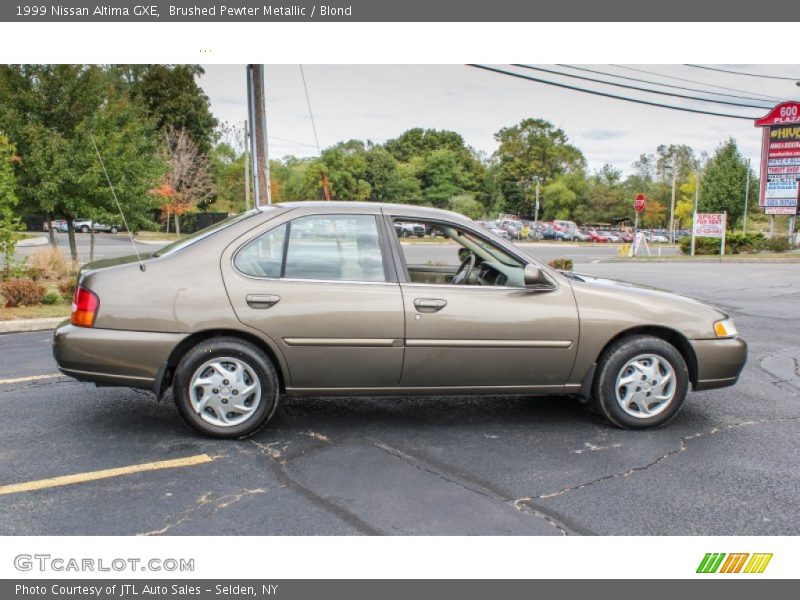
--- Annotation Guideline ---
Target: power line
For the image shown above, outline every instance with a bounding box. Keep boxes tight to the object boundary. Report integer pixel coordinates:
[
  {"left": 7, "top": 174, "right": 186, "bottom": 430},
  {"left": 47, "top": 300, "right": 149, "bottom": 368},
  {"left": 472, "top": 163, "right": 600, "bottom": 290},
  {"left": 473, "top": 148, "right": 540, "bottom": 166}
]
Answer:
[
  {"left": 268, "top": 135, "right": 319, "bottom": 149},
  {"left": 685, "top": 64, "right": 800, "bottom": 82},
  {"left": 557, "top": 64, "right": 776, "bottom": 105},
  {"left": 611, "top": 65, "right": 784, "bottom": 102},
  {"left": 299, "top": 65, "right": 323, "bottom": 154},
  {"left": 514, "top": 64, "right": 771, "bottom": 109},
  {"left": 467, "top": 64, "right": 759, "bottom": 121}
]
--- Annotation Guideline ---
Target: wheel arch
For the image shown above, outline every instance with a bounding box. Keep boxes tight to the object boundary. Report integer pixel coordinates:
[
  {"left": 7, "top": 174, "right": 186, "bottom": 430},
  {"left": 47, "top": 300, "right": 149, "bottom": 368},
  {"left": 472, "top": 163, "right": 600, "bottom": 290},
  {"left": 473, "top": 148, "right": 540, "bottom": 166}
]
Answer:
[
  {"left": 596, "top": 325, "right": 698, "bottom": 388},
  {"left": 157, "top": 328, "right": 288, "bottom": 398}
]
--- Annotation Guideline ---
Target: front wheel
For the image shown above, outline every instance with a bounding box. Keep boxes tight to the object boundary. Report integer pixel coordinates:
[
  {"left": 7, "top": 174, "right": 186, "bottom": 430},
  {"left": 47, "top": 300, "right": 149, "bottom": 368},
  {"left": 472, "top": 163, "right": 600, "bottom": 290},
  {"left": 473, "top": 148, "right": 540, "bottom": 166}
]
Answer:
[
  {"left": 80, "top": 225, "right": 90, "bottom": 233},
  {"left": 173, "top": 337, "right": 280, "bottom": 438},
  {"left": 593, "top": 335, "right": 689, "bottom": 429}
]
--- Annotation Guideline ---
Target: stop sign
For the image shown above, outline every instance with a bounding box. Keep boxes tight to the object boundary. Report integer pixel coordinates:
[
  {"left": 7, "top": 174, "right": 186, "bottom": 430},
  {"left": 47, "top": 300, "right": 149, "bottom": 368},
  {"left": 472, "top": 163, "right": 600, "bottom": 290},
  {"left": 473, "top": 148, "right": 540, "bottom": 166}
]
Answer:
[{"left": 634, "top": 194, "right": 646, "bottom": 213}]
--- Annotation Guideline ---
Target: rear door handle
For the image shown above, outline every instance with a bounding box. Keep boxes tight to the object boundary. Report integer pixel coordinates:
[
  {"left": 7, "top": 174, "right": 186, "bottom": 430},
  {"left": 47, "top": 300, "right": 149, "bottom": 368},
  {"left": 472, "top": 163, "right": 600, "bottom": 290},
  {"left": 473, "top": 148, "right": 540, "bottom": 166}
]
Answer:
[
  {"left": 246, "top": 294, "right": 281, "bottom": 309},
  {"left": 414, "top": 298, "right": 447, "bottom": 312}
]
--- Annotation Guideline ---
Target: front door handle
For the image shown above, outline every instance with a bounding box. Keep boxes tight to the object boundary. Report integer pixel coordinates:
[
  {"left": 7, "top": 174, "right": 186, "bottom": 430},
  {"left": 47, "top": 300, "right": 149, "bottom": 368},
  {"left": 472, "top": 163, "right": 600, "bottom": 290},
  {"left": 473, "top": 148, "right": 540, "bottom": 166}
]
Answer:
[
  {"left": 414, "top": 298, "right": 447, "bottom": 312},
  {"left": 246, "top": 294, "right": 281, "bottom": 309}
]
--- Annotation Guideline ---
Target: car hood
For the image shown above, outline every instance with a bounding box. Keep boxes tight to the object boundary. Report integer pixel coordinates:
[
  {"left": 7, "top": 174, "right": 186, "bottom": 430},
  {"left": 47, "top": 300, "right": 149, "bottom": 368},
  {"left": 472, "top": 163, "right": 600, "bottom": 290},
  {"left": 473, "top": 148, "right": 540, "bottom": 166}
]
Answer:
[{"left": 564, "top": 270, "right": 728, "bottom": 319}]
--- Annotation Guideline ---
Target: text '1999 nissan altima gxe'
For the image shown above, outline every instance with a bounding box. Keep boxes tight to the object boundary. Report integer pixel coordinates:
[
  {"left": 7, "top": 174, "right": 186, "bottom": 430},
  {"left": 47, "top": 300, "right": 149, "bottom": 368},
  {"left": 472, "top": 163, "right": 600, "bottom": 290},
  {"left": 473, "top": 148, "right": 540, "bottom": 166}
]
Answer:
[{"left": 53, "top": 202, "right": 747, "bottom": 438}]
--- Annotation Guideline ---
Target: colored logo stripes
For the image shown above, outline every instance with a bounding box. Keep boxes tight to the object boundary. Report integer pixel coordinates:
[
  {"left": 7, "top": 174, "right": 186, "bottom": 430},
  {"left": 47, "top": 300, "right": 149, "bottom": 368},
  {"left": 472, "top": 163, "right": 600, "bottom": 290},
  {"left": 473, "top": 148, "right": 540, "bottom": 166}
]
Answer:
[{"left": 697, "top": 553, "right": 773, "bottom": 574}]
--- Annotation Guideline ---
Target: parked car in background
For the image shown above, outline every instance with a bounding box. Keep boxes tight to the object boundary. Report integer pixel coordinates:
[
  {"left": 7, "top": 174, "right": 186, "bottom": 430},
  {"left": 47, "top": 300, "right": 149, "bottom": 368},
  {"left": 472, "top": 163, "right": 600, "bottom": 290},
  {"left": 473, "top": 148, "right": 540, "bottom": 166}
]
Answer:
[
  {"left": 583, "top": 229, "right": 609, "bottom": 243},
  {"left": 53, "top": 201, "right": 747, "bottom": 438},
  {"left": 394, "top": 221, "right": 425, "bottom": 238},
  {"left": 482, "top": 221, "right": 510, "bottom": 239},
  {"left": 601, "top": 230, "right": 622, "bottom": 243},
  {"left": 42, "top": 219, "right": 67, "bottom": 233},
  {"left": 69, "top": 219, "right": 121, "bottom": 234}
]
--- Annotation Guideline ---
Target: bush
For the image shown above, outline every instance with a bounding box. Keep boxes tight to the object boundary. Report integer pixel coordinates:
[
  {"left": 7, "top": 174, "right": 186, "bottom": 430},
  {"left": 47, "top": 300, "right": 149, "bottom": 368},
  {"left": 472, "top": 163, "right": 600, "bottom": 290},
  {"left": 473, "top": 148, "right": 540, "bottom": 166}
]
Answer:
[
  {"left": 680, "top": 231, "right": 777, "bottom": 255},
  {"left": 765, "top": 236, "right": 791, "bottom": 252},
  {"left": 27, "top": 247, "right": 70, "bottom": 280},
  {"left": 42, "top": 292, "right": 61, "bottom": 305},
  {"left": 0, "top": 278, "right": 47, "bottom": 307},
  {"left": 548, "top": 257, "right": 573, "bottom": 271},
  {"left": 58, "top": 277, "right": 77, "bottom": 300}
]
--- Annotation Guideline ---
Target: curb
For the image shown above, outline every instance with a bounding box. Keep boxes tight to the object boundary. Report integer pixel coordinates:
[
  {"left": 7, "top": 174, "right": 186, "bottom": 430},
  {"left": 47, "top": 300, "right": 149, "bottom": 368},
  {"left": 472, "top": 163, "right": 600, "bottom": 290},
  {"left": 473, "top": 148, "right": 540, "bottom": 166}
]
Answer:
[
  {"left": 607, "top": 257, "right": 800, "bottom": 264},
  {"left": 0, "top": 317, "right": 66, "bottom": 334},
  {"left": 133, "top": 238, "right": 172, "bottom": 246},
  {"left": 17, "top": 236, "right": 49, "bottom": 247}
]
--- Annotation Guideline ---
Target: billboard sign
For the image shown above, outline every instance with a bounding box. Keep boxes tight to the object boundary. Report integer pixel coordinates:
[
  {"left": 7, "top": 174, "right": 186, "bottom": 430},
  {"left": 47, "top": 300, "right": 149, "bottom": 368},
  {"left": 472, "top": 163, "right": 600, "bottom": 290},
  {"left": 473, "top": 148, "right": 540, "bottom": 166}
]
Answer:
[
  {"left": 693, "top": 213, "right": 726, "bottom": 238},
  {"left": 755, "top": 103, "right": 800, "bottom": 214}
]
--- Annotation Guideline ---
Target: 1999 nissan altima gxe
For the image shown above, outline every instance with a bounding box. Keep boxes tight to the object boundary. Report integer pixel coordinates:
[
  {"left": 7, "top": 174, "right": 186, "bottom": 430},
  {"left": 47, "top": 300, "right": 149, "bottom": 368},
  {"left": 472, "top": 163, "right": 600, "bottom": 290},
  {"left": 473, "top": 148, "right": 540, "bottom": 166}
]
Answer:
[{"left": 53, "top": 202, "right": 747, "bottom": 438}]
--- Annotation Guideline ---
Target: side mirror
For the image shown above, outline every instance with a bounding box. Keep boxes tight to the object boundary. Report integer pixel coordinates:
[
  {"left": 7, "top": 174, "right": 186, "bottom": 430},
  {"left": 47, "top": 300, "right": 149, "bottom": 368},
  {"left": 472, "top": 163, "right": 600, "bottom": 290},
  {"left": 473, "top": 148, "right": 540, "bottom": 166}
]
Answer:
[{"left": 524, "top": 264, "right": 550, "bottom": 287}]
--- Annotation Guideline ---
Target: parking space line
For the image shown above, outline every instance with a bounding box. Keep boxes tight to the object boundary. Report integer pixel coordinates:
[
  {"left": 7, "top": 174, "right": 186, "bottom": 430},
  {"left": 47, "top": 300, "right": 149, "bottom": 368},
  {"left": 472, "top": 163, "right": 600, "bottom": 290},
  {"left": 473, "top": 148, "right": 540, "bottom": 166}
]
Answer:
[
  {"left": 0, "top": 454, "right": 215, "bottom": 496},
  {"left": 0, "top": 373, "right": 63, "bottom": 386}
]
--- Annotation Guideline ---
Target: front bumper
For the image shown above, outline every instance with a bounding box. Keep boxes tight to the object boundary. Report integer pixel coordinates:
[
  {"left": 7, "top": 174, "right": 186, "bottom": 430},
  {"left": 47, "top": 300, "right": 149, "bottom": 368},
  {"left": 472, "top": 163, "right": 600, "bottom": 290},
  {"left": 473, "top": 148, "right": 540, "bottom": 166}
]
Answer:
[
  {"left": 690, "top": 337, "right": 748, "bottom": 391},
  {"left": 52, "top": 321, "right": 187, "bottom": 391}
]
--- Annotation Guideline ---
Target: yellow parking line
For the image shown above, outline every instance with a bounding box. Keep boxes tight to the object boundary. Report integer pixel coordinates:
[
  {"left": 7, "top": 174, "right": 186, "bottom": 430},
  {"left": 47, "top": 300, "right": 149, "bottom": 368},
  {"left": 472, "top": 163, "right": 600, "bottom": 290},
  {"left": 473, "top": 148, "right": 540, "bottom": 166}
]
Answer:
[
  {"left": 0, "top": 454, "right": 214, "bottom": 496},
  {"left": 0, "top": 373, "right": 63, "bottom": 385}
]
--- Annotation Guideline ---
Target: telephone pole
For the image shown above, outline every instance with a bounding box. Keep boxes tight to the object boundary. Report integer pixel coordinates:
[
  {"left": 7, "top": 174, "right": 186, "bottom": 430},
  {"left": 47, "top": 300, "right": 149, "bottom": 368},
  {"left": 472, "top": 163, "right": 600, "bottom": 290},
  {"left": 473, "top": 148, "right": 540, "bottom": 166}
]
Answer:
[
  {"left": 742, "top": 158, "right": 750, "bottom": 233},
  {"left": 669, "top": 152, "right": 677, "bottom": 243},
  {"left": 246, "top": 64, "right": 272, "bottom": 207},
  {"left": 243, "top": 120, "right": 251, "bottom": 210}
]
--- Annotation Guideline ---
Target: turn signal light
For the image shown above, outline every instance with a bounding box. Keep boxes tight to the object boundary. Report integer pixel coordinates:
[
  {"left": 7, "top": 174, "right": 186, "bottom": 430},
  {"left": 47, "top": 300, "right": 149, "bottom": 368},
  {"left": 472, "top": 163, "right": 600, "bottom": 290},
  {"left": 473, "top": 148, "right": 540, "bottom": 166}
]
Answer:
[
  {"left": 71, "top": 286, "right": 99, "bottom": 328},
  {"left": 713, "top": 318, "right": 738, "bottom": 339}
]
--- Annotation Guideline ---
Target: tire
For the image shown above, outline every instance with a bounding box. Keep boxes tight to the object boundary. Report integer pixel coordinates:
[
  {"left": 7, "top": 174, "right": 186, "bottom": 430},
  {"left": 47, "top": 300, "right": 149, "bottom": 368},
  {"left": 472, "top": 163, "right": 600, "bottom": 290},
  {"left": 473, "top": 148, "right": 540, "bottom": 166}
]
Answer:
[
  {"left": 592, "top": 335, "right": 689, "bottom": 429},
  {"left": 402, "top": 230, "right": 410, "bottom": 238},
  {"left": 173, "top": 337, "right": 280, "bottom": 439},
  {"left": 110, "top": 226, "right": 119, "bottom": 234},
  {"left": 80, "top": 225, "right": 90, "bottom": 233}
]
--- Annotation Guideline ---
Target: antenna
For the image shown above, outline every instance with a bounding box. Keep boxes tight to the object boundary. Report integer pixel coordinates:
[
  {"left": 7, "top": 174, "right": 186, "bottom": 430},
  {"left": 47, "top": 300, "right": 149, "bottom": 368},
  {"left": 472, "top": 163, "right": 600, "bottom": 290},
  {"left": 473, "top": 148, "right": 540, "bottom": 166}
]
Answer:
[{"left": 89, "top": 132, "right": 146, "bottom": 272}]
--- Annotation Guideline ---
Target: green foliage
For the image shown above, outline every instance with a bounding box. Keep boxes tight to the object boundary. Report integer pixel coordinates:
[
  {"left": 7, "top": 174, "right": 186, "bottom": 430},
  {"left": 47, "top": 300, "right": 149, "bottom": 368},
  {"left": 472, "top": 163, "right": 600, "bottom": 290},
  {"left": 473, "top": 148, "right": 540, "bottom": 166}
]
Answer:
[
  {"left": 448, "top": 194, "right": 484, "bottom": 220},
  {"left": 122, "top": 65, "right": 218, "bottom": 153},
  {"left": 548, "top": 258, "right": 573, "bottom": 271},
  {"left": 678, "top": 231, "right": 791, "bottom": 255},
  {"left": 0, "top": 278, "right": 46, "bottom": 307},
  {"left": 42, "top": 292, "right": 61, "bottom": 305},
  {"left": 494, "top": 118, "right": 585, "bottom": 214},
  {"left": 0, "top": 134, "right": 25, "bottom": 278},
  {"left": 700, "top": 138, "right": 758, "bottom": 227}
]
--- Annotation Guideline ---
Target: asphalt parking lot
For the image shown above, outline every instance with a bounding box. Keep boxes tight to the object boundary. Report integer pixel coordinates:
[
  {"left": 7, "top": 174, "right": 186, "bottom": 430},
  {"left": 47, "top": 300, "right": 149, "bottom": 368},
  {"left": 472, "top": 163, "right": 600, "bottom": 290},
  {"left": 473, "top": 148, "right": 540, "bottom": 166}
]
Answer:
[{"left": 1, "top": 259, "right": 798, "bottom": 535}]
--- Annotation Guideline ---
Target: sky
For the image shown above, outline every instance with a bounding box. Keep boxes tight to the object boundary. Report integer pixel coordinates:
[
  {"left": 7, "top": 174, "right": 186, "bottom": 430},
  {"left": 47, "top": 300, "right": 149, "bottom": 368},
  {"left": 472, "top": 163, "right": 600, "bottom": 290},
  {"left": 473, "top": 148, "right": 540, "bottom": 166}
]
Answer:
[{"left": 199, "top": 64, "right": 800, "bottom": 175}]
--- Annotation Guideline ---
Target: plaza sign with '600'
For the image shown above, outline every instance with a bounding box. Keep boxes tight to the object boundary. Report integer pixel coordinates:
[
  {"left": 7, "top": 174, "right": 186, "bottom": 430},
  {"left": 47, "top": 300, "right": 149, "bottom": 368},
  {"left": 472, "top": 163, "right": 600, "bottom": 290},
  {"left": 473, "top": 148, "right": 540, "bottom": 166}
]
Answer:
[{"left": 755, "top": 102, "right": 800, "bottom": 215}]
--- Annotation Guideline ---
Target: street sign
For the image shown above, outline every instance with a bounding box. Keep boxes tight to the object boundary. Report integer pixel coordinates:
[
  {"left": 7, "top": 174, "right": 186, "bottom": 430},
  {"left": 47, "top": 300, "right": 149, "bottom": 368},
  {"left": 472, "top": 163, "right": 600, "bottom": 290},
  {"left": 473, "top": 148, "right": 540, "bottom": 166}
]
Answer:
[
  {"left": 755, "top": 102, "right": 800, "bottom": 214},
  {"left": 634, "top": 193, "right": 646, "bottom": 213},
  {"left": 693, "top": 213, "right": 726, "bottom": 238}
]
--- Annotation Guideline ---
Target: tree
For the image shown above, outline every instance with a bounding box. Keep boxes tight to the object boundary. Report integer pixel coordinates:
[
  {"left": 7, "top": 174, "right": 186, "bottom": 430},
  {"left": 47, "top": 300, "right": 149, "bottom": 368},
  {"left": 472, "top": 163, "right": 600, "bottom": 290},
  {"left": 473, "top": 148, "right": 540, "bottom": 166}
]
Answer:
[
  {"left": 700, "top": 138, "right": 756, "bottom": 228},
  {"left": 0, "top": 65, "right": 165, "bottom": 261},
  {"left": 448, "top": 194, "right": 484, "bottom": 220},
  {"left": 493, "top": 118, "right": 585, "bottom": 214},
  {"left": 161, "top": 126, "right": 216, "bottom": 234},
  {"left": 0, "top": 134, "right": 24, "bottom": 279},
  {"left": 124, "top": 65, "right": 218, "bottom": 153}
]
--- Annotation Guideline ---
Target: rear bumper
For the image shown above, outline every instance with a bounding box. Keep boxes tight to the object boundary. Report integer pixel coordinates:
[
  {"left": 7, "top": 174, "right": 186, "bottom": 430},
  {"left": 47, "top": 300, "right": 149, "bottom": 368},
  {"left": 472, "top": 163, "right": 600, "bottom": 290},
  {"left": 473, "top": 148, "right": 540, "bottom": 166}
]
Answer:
[
  {"left": 52, "top": 321, "right": 186, "bottom": 391},
  {"left": 690, "top": 337, "right": 748, "bottom": 391}
]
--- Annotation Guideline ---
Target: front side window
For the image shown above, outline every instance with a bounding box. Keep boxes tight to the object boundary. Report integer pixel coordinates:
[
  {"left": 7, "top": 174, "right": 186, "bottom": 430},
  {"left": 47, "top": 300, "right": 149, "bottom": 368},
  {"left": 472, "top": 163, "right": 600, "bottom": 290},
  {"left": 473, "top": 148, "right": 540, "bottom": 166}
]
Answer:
[{"left": 235, "top": 214, "right": 386, "bottom": 282}]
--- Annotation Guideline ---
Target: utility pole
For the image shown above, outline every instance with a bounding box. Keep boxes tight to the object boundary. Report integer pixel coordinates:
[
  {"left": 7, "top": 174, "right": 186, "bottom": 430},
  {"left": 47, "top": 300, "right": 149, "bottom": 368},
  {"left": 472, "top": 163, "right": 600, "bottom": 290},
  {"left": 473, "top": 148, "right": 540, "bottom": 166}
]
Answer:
[
  {"left": 690, "top": 168, "right": 700, "bottom": 256},
  {"left": 669, "top": 152, "right": 677, "bottom": 243},
  {"left": 533, "top": 178, "right": 540, "bottom": 230},
  {"left": 742, "top": 158, "right": 750, "bottom": 233},
  {"left": 246, "top": 64, "right": 272, "bottom": 207},
  {"left": 243, "top": 120, "right": 251, "bottom": 211}
]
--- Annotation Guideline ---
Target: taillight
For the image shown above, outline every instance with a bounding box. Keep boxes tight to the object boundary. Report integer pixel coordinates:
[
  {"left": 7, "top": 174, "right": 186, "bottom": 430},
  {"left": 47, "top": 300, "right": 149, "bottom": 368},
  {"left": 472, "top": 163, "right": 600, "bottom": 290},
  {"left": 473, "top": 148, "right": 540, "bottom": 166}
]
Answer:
[{"left": 71, "top": 286, "right": 99, "bottom": 328}]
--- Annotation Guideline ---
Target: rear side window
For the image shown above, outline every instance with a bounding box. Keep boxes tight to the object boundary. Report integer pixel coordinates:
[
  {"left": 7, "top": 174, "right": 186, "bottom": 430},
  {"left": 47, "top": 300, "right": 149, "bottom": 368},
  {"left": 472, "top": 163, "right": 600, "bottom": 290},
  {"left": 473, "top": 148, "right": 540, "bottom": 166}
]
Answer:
[{"left": 234, "top": 214, "right": 386, "bottom": 282}]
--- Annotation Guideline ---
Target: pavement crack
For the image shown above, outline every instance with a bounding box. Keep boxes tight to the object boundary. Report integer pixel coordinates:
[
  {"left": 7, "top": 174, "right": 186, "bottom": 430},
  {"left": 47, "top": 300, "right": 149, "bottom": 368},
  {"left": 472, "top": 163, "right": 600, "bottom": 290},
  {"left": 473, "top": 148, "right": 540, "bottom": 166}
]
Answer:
[
  {"left": 248, "top": 437, "right": 382, "bottom": 535},
  {"left": 370, "top": 440, "right": 573, "bottom": 536},
  {"left": 137, "top": 488, "right": 267, "bottom": 536},
  {"left": 519, "top": 416, "right": 800, "bottom": 502}
]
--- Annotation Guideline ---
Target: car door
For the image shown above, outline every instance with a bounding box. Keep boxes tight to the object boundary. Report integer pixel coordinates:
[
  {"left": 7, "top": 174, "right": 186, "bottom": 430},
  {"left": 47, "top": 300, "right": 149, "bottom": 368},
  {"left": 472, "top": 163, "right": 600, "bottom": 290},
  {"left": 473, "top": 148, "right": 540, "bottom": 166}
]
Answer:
[
  {"left": 221, "top": 209, "right": 405, "bottom": 391},
  {"left": 387, "top": 213, "right": 580, "bottom": 390}
]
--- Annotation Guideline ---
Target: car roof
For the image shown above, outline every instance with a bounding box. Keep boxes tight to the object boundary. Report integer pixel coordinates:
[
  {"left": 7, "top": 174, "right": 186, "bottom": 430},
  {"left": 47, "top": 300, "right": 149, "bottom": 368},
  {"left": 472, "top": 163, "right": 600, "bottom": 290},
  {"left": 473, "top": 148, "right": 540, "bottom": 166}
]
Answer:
[{"left": 273, "top": 201, "right": 467, "bottom": 221}]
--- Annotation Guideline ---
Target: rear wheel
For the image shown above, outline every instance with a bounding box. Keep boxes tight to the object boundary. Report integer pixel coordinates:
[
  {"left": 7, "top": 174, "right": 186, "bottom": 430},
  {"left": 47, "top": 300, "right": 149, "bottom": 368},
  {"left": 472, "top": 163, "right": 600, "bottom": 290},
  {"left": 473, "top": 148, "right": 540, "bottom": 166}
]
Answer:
[
  {"left": 593, "top": 335, "right": 688, "bottom": 429},
  {"left": 80, "top": 225, "right": 90, "bottom": 233},
  {"left": 173, "top": 337, "right": 279, "bottom": 438}
]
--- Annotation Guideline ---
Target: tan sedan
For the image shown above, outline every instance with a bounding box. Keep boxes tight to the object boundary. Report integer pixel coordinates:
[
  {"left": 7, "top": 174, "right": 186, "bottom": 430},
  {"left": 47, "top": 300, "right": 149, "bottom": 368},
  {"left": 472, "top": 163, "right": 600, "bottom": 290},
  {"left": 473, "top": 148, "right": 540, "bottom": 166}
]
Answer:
[{"left": 53, "top": 202, "right": 746, "bottom": 438}]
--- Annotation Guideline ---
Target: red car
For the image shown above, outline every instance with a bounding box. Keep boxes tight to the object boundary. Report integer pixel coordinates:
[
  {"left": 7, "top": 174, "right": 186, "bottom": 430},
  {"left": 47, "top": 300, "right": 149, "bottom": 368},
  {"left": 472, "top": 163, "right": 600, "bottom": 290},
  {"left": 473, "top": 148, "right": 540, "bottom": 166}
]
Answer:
[{"left": 584, "top": 229, "right": 609, "bottom": 243}]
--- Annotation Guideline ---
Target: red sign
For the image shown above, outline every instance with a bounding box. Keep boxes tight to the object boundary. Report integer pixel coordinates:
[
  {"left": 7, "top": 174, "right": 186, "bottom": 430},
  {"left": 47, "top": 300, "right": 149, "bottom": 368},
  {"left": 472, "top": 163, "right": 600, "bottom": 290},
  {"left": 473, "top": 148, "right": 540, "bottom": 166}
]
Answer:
[
  {"left": 755, "top": 102, "right": 800, "bottom": 127},
  {"left": 634, "top": 194, "right": 646, "bottom": 213}
]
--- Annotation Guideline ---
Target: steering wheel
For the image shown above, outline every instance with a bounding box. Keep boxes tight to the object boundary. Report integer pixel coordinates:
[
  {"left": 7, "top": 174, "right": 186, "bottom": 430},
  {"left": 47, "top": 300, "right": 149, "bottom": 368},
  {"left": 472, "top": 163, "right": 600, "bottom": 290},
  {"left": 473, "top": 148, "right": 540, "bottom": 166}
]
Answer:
[{"left": 452, "top": 252, "right": 476, "bottom": 285}]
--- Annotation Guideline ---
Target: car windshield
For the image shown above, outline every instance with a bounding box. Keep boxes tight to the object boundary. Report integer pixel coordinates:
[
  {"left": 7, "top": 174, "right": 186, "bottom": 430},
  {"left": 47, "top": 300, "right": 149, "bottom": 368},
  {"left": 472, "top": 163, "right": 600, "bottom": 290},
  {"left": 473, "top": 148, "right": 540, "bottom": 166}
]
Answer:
[{"left": 153, "top": 209, "right": 265, "bottom": 257}]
